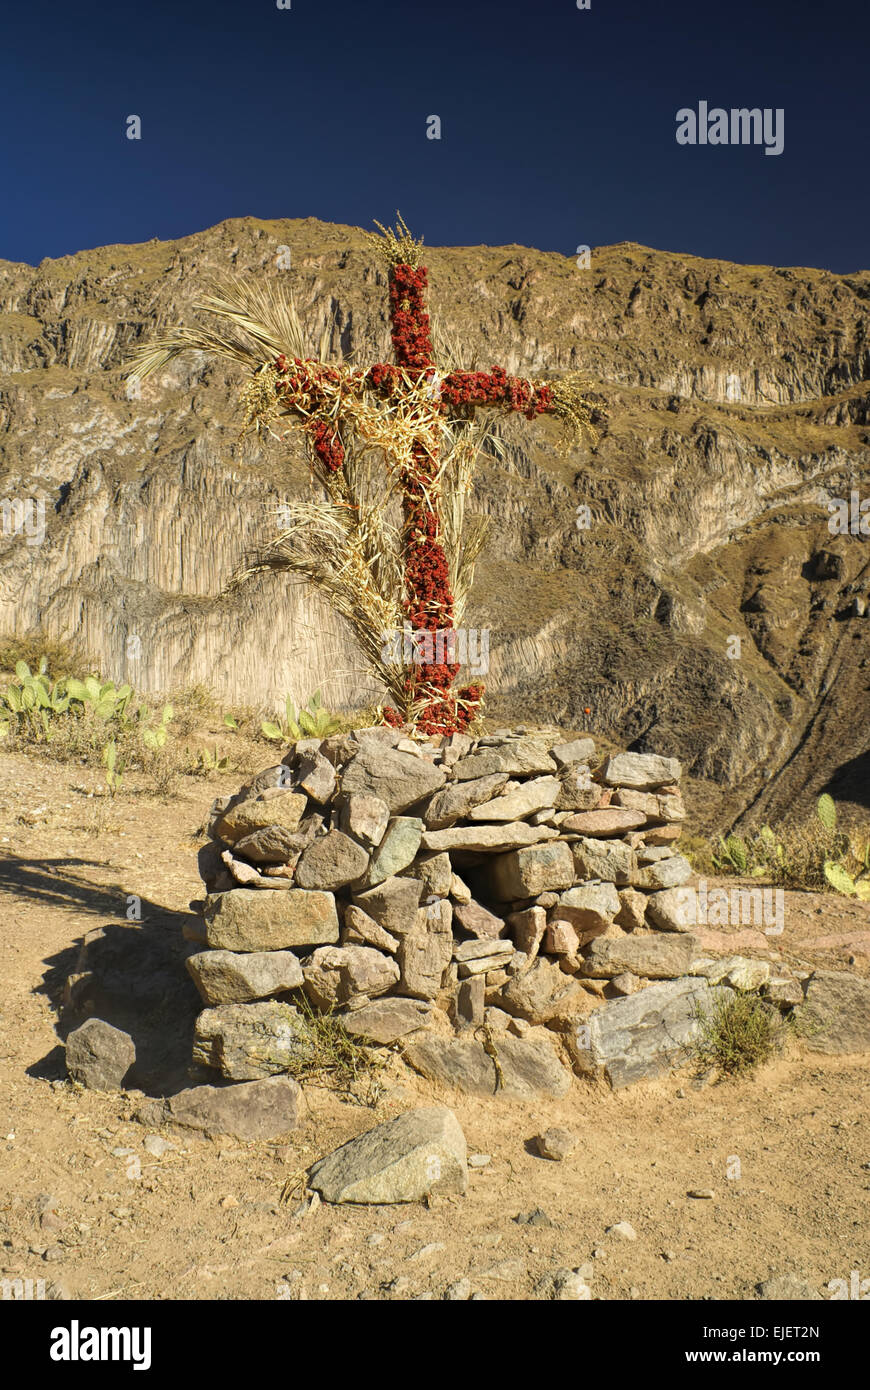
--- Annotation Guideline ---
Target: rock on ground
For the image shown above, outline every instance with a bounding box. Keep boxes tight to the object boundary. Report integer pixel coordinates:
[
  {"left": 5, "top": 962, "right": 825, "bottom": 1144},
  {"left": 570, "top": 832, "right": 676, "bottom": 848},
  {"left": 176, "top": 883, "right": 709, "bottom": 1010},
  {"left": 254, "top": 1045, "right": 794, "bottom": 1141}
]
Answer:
[
  {"left": 192, "top": 1001, "right": 316, "bottom": 1080},
  {"left": 403, "top": 1034, "right": 572, "bottom": 1098},
  {"left": 308, "top": 1105, "right": 468, "bottom": 1204},
  {"left": 65, "top": 1018, "right": 135, "bottom": 1091},
  {"left": 801, "top": 970, "right": 870, "bottom": 1053},
  {"left": 137, "top": 1076, "right": 301, "bottom": 1140}
]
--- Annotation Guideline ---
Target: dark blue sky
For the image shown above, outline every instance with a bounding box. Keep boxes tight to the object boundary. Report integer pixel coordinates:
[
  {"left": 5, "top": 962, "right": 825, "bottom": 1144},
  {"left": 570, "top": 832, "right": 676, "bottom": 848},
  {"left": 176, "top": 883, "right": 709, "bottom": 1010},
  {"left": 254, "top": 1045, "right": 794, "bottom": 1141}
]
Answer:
[{"left": 1, "top": 0, "right": 867, "bottom": 271}]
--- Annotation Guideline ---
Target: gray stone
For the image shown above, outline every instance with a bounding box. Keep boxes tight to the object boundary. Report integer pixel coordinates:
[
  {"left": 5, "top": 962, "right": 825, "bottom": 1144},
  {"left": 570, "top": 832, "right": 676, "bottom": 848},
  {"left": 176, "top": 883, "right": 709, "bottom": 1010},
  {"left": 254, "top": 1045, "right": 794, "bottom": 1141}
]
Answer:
[
  {"left": 456, "top": 976, "right": 485, "bottom": 1027},
  {"left": 365, "top": 817, "right": 423, "bottom": 887},
  {"left": 216, "top": 790, "right": 308, "bottom": 842},
  {"left": 756, "top": 1274, "right": 822, "bottom": 1301},
  {"left": 337, "top": 793, "right": 390, "bottom": 848},
  {"left": 498, "top": 957, "right": 582, "bottom": 1023},
  {"left": 536, "top": 1127, "right": 577, "bottom": 1161},
  {"left": 488, "top": 841, "right": 575, "bottom": 899},
  {"left": 295, "top": 752, "right": 337, "bottom": 804},
  {"left": 295, "top": 830, "right": 371, "bottom": 891},
  {"left": 557, "top": 882, "right": 621, "bottom": 932},
  {"left": 696, "top": 956, "right": 771, "bottom": 991},
  {"left": 232, "top": 824, "right": 310, "bottom": 865},
  {"left": 555, "top": 765, "right": 602, "bottom": 811},
  {"left": 467, "top": 777, "right": 562, "bottom": 823},
  {"left": 340, "top": 998, "right": 433, "bottom": 1045},
  {"left": 352, "top": 876, "right": 424, "bottom": 936},
  {"left": 303, "top": 945, "right": 400, "bottom": 1009},
  {"left": 507, "top": 906, "right": 547, "bottom": 962},
  {"left": 137, "top": 1076, "right": 301, "bottom": 1140},
  {"left": 599, "top": 752, "right": 682, "bottom": 789},
  {"left": 203, "top": 889, "right": 339, "bottom": 952},
  {"left": 632, "top": 854, "right": 692, "bottom": 890},
  {"left": 308, "top": 1106, "right": 468, "bottom": 1204},
  {"left": 397, "top": 901, "right": 453, "bottom": 999},
  {"left": 567, "top": 977, "right": 733, "bottom": 1088},
  {"left": 423, "top": 773, "right": 510, "bottom": 829},
  {"left": 537, "top": 1268, "right": 592, "bottom": 1300},
  {"left": 65, "top": 1019, "right": 135, "bottom": 1092},
  {"left": 402, "top": 852, "right": 453, "bottom": 898},
  {"left": 453, "top": 899, "right": 505, "bottom": 940},
  {"left": 192, "top": 1001, "right": 318, "bottom": 1081},
  {"left": 764, "top": 977, "right": 804, "bottom": 1008},
  {"left": 186, "top": 949, "right": 304, "bottom": 1005},
  {"left": 645, "top": 886, "right": 698, "bottom": 932},
  {"left": 340, "top": 745, "right": 446, "bottom": 814},
  {"left": 801, "top": 970, "right": 870, "bottom": 1053},
  {"left": 571, "top": 837, "right": 633, "bottom": 885},
  {"left": 404, "top": 1035, "right": 571, "bottom": 1098},
  {"left": 342, "top": 904, "right": 400, "bottom": 954},
  {"left": 451, "top": 738, "right": 557, "bottom": 780},
  {"left": 561, "top": 808, "right": 647, "bottom": 837},
  {"left": 421, "top": 823, "right": 558, "bottom": 855},
  {"left": 550, "top": 738, "right": 596, "bottom": 768},
  {"left": 581, "top": 934, "right": 698, "bottom": 980}
]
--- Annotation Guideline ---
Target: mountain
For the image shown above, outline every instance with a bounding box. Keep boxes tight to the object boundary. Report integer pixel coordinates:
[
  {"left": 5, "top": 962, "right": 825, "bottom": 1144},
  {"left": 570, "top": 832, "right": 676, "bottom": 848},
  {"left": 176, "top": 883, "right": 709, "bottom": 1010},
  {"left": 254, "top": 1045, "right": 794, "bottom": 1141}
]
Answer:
[{"left": 1, "top": 216, "right": 868, "bottom": 830}]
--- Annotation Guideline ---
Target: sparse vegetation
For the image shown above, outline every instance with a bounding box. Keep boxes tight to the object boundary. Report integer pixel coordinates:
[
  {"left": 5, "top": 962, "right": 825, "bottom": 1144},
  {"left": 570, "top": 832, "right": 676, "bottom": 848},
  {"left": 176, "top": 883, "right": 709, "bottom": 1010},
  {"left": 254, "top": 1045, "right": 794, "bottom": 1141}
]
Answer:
[
  {"left": 691, "top": 992, "right": 790, "bottom": 1077},
  {"left": 284, "top": 993, "right": 385, "bottom": 1104},
  {"left": 700, "top": 796, "right": 870, "bottom": 897},
  {"left": 260, "top": 690, "right": 343, "bottom": 743}
]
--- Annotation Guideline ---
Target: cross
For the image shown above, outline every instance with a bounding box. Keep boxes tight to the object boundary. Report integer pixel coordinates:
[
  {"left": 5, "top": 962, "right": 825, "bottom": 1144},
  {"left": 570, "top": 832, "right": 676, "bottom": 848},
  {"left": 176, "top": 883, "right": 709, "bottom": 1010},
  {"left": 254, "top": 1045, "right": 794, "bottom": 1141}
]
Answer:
[
  {"left": 128, "top": 217, "right": 598, "bottom": 736},
  {"left": 250, "top": 219, "right": 597, "bottom": 735}
]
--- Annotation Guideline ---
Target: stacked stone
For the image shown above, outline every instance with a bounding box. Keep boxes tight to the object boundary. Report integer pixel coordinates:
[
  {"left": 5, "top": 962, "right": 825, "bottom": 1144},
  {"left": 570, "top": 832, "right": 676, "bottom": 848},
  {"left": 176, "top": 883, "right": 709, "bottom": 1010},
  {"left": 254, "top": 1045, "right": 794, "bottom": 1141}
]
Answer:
[{"left": 184, "top": 727, "right": 776, "bottom": 1092}]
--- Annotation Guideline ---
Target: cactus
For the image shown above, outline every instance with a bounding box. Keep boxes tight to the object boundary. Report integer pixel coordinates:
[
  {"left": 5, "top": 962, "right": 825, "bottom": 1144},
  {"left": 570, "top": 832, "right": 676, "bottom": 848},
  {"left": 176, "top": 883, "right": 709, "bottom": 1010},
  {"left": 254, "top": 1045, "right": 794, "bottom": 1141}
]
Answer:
[
  {"left": 261, "top": 690, "right": 341, "bottom": 742},
  {"left": 816, "top": 794, "right": 837, "bottom": 832}
]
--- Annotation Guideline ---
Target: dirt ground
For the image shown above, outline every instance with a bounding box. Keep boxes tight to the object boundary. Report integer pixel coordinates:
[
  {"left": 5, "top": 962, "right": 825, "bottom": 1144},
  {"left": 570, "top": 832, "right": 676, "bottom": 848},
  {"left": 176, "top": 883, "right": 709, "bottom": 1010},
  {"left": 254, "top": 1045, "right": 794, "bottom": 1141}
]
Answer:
[{"left": 1, "top": 750, "right": 868, "bottom": 1303}]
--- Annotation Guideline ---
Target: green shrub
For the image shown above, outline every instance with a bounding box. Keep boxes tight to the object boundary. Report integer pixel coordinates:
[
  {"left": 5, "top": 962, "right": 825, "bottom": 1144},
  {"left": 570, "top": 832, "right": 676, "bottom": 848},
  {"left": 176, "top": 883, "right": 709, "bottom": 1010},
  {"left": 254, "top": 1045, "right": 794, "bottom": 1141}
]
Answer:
[
  {"left": 691, "top": 993, "right": 789, "bottom": 1077},
  {"left": 261, "top": 690, "right": 342, "bottom": 742}
]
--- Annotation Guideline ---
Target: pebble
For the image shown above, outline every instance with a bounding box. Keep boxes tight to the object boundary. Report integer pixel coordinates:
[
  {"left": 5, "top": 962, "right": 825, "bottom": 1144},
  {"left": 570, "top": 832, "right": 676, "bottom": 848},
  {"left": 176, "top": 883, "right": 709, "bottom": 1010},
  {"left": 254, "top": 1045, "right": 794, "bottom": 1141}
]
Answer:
[
  {"left": 366, "top": 1233, "right": 385, "bottom": 1247},
  {"left": 444, "top": 1278, "right": 472, "bottom": 1301},
  {"left": 515, "top": 1208, "right": 552, "bottom": 1227},
  {"left": 535, "top": 1128, "right": 577, "bottom": 1162},
  {"left": 468, "top": 1153, "right": 491, "bottom": 1169},
  {"left": 408, "top": 1242, "right": 445, "bottom": 1262},
  {"left": 687, "top": 1189, "right": 715, "bottom": 1200},
  {"left": 607, "top": 1221, "right": 637, "bottom": 1241},
  {"left": 143, "top": 1135, "right": 175, "bottom": 1158}
]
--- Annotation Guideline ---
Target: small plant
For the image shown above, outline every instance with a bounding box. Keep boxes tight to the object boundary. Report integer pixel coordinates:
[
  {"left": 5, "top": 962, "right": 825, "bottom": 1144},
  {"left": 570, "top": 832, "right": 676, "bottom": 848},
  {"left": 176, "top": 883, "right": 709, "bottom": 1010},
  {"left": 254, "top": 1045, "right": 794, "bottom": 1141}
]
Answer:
[
  {"left": 691, "top": 992, "right": 789, "bottom": 1077},
  {"left": 818, "top": 794, "right": 870, "bottom": 899},
  {"left": 102, "top": 739, "right": 123, "bottom": 795},
  {"left": 261, "top": 690, "right": 342, "bottom": 743},
  {"left": 140, "top": 703, "right": 174, "bottom": 750},
  {"left": 192, "top": 745, "right": 229, "bottom": 774},
  {"left": 222, "top": 713, "right": 239, "bottom": 731},
  {"left": 284, "top": 993, "right": 385, "bottom": 1104}
]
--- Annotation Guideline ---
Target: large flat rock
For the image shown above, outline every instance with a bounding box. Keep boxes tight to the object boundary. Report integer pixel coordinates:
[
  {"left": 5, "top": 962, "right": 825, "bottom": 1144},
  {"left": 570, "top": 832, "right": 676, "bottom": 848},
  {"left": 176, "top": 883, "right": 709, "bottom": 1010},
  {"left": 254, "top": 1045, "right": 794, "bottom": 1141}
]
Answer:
[
  {"left": 340, "top": 745, "right": 446, "bottom": 813},
  {"left": 138, "top": 1076, "right": 301, "bottom": 1140},
  {"left": 421, "top": 823, "right": 558, "bottom": 854},
  {"left": 403, "top": 1034, "right": 571, "bottom": 1098},
  {"left": 308, "top": 1106, "right": 468, "bottom": 1204},
  {"left": 192, "top": 1001, "right": 317, "bottom": 1080},
  {"left": 599, "top": 752, "right": 682, "bottom": 789},
  {"left": 581, "top": 934, "right": 699, "bottom": 980},
  {"left": 186, "top": 948, "right": 304, "bottom": 1004},
  {"left": 203, "top": 888, "right": 339, "bottom": 952},
  {"left": 801, "top": 970, "right": 870, "bottom": 1053},
  {"left": 567, "top": 977, "right": 733, "bottom": 1088}
]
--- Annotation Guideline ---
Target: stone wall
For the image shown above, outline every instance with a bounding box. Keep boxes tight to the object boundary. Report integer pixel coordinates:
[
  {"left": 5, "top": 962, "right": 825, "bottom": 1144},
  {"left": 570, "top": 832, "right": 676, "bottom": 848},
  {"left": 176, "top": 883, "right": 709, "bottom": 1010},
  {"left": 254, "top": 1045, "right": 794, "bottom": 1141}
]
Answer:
[{"left": 186, "top": 728, "right": 797, "bottom": 1094}]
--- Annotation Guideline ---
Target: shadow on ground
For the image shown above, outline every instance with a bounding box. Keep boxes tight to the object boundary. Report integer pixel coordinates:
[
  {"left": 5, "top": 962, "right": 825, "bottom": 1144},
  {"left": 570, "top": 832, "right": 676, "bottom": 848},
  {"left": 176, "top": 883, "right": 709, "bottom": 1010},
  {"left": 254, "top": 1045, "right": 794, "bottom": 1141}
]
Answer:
[{"left": 1, "top": 853, "right": 203, "bottom": 1097}]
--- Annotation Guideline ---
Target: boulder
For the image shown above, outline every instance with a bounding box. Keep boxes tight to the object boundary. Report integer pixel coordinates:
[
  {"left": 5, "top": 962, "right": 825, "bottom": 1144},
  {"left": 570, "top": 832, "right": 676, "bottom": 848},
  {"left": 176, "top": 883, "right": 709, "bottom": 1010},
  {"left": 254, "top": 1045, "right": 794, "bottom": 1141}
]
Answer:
[
  {"left": 192, "top": 1001, "right": 317, "bottom": 1081},
  {"left": 423, "top": 773, "right": 510, "bottom": 829},
  {"left": 303, "top": 945, "right": 400, "bottom": 1009},
  {"left": 340, "top": 998, "right": 433, "bottom": 1044},
  {"left": 615, "top": 887, "right": 648, "bottom": 931},
  {"left": 557, "top": 882, "right": 620, "bottom": 932},
  {"left": 352, "top": 876, "right": 423, "bottom": 935},
  {"left": 450, "top": 738, "right": 557, "bottom": 780},
  {"left": 337, "top": 793, "right": 390, "bottom": 848},
  {"left": 632, "top": 854, "right": 693, "bottom": 890},
  {"left": 309, "top": 1106, "right": 468, "bottom": 1204},
  {"left": 599, "top": 753, "right": 682, "bottom": 789},
  {"left": 507, "top": 906, "right": 547, "bottom": 961},
  {"left": 550, "top": 737, "right": 596, "bottom": 768},
  {"left": 216, "top": 790, "right": 308, "bottom": 843},
  {"left": 488, "top": 842, "right": 575, "bottom": 899},
  {"left": 421, "top": 823, "right": 558, "bottom": 854},
  {"left": 555, "top": 765, "right": 602, "bottom": 811},
  {"left": 203, "top": 889, "right": 339, "bottom": 952},
  {"left": 566, "top": 977, "right": 733, "bottom": 1088},
  {"left": 467, "top": 777, "right": 562, "bottom": 823},
  {"left": 295, "top": 830, "right": 371, "bottom": 891},
  {"left": 453, "top": 899, "right": 505, "bottom": 940},
  {"left": 186, "top": 949, "right": 304, "bottom": 1005},
  {"left": 342, "top": 904, "right": 400, "bottom": 954},
  {"left": 295, "top": 751, "right": 337, "bottom": 804},
  {"left": 801, "top": 970, "right": 870, "bottom": 1053},
  {"left": 397, "top": 901, "right": 453, "bottom": 999},
  {"left": 645, "top": 886, "right": 698, "bottom": 932},
  {"left": 571, "top": 837, "right": 633, "bottom": 885},
  {"left": 340, "top": 745, "right": 446, "bottom": 813},
  {"left": 498, "top": 956, "right": 582, "bottom": 1023},
  {"left": 403, "top": 1035, "right": 571, "bottom": 1098},
  {"left": 137, "top": 1076, "right": 301, "bottom": 1140},
  {"left": 65, "top": 1019, "right": 135, "bottom": 1092},
  {"left": 402, "top": 852, "right": 453, "bottom": 898},
  {"left": 231, "top": 823, "right": 311, "bottom": 865},
  {"left": 365, "top": 817, "right": 423, "bottom": 886},
  {"left": 581, "top": 934, "right": 698, "bottom": 980},
  {"left": 561, "top": 808, "right": 647, "bottom": 837}
]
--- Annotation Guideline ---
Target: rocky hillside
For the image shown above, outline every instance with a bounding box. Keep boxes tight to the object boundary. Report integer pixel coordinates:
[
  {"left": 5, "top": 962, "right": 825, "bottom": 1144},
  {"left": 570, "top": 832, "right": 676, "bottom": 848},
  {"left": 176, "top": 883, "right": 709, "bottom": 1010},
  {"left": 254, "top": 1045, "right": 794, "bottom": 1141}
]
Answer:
[{"left": 1, "top": 217, "right": 868, "bottom": 831}]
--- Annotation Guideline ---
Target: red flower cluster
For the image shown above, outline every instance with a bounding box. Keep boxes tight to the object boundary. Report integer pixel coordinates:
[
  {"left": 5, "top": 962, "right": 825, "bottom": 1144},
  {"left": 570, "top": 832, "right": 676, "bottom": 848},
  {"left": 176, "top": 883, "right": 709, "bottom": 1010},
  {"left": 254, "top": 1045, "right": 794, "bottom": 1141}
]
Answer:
[
  {"left": 388, "top": 264, "right": 434, "bottom": 369},
  {"left": 307, "top": 418, "right": 344, "bottom": 472},
  {"left": 441, "top": 365, "right": 553, "bottom": 420}
]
